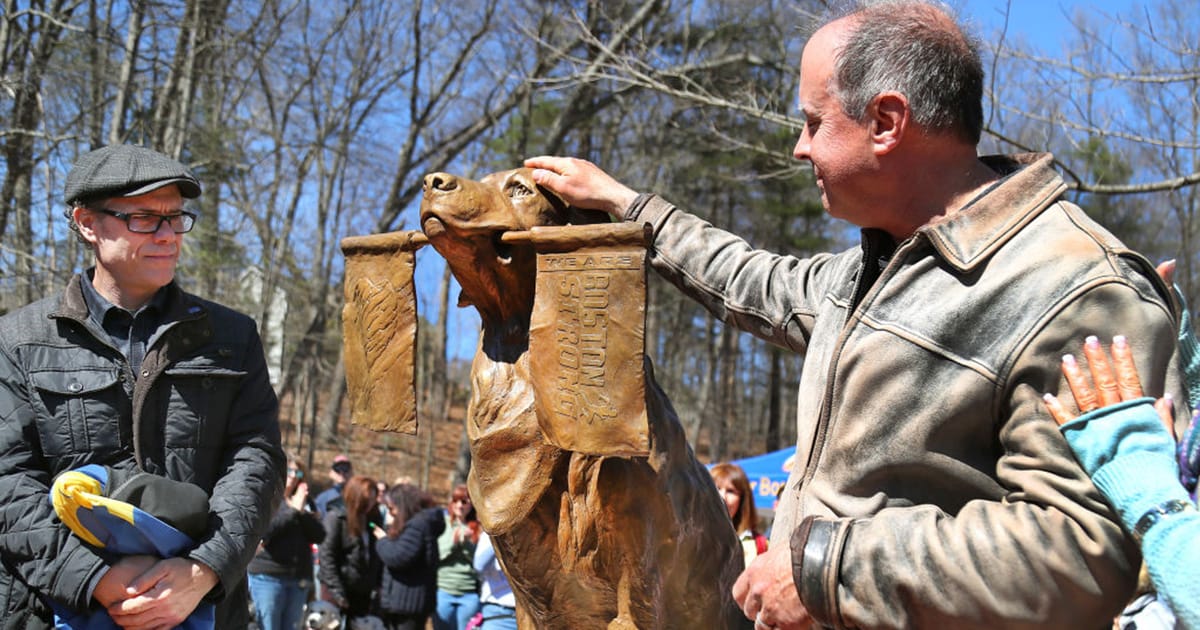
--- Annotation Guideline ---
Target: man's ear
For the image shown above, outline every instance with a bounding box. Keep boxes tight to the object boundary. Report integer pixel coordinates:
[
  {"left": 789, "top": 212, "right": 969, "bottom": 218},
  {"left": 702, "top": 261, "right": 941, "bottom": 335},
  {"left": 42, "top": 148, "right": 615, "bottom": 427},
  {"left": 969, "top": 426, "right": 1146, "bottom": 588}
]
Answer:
[
  {"left": 72, "top": 206, "right": 100, "bottom": 245},
  {"left": 868, "top": 91, "right": 908, "bottom": 155}
]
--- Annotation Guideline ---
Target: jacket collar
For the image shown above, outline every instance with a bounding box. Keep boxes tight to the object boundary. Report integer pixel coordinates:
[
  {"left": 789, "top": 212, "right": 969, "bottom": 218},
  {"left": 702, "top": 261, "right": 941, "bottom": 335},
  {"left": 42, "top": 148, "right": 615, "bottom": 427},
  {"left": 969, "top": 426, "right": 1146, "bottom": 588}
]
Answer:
[
  {"left": 55, "top": 273, "right": 206, "bottom": 326},
  {"left": 919, "top": 153, "right": 1067, "bottom": 272}
]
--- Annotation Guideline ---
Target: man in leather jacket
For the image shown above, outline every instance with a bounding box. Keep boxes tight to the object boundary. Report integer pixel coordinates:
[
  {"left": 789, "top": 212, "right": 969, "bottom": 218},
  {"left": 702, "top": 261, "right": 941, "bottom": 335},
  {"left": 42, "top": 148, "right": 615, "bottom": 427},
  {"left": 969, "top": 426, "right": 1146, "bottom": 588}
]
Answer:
[
  {"left": 0, "top": 144, "right": 285, "bottom": 629},
  {"left": 524, "top": 2, "right": 1187, "bottom": 629}
]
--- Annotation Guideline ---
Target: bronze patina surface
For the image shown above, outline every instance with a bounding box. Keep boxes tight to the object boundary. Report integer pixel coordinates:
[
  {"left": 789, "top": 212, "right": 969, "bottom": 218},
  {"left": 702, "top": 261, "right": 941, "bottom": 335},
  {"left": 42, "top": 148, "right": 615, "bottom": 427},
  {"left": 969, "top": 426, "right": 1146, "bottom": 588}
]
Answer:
[
  {"left": 418, "top": 167, "right": 750, "bottom": 629},
  {"left": 340, "top": 231, "right": 424, "bottom": 434}
]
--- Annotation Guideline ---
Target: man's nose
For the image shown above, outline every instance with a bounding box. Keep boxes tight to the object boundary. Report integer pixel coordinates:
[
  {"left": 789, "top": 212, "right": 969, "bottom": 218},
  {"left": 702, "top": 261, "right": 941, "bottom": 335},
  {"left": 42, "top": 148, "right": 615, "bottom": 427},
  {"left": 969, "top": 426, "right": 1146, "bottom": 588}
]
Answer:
[
  {"left": 792, "top": 133, "right": 811, "bottom": 161},
  {"left": 153, "top": 218, "right": 178, "bottom": 240}
]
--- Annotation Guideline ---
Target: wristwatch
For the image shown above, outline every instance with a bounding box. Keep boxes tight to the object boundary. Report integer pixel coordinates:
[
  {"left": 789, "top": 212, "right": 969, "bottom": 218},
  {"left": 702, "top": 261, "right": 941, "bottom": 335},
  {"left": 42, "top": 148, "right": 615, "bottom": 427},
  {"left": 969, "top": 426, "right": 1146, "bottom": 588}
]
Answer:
[{"left": 1132, "top": 499, "right": 1195, "bottom": 543}]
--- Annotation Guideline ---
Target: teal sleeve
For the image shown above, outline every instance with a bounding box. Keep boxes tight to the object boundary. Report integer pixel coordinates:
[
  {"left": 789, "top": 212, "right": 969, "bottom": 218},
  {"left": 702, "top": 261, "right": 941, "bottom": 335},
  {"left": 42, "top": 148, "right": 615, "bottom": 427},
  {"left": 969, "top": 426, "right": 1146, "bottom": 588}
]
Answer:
[
  {"left": 1138, "top": 507, "right": 1200, "bottom": 629},
  {"left": 1058, "top": 398, "right": 1171, "bottom": 477},
  {"left": 1059, "top": 398, "right": 1186, "bottom": 532},
  {"left": 1060, "top": 398, "right": 1200, "bottom": 628},
  {"left": 1172, "top": 283, "right": 1200, "bottom": 410}
]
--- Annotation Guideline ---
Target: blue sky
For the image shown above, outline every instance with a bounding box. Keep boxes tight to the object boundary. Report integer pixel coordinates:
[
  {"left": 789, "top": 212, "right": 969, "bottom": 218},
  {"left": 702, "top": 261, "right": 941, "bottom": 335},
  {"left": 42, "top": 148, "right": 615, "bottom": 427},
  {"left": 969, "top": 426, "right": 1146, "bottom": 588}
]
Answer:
[{"left": 962, "top": 0, "right": 1140, "bottom": 47}]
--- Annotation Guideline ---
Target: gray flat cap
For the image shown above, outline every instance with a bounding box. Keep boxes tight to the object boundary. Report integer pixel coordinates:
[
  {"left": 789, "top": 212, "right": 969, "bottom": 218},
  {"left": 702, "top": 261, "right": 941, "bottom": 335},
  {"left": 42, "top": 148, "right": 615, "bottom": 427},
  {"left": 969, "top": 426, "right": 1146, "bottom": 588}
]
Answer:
[{"left": 64, "top": 144, "right": 201, "bottom": 205}]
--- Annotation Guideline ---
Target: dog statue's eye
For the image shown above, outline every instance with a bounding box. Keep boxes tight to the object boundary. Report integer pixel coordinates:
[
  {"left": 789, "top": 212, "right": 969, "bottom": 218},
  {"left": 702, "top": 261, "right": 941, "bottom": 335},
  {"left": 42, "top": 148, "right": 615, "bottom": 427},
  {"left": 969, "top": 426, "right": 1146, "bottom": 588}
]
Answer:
[{"left": 506, "top": 181, "right": 534, "bottom": 198}]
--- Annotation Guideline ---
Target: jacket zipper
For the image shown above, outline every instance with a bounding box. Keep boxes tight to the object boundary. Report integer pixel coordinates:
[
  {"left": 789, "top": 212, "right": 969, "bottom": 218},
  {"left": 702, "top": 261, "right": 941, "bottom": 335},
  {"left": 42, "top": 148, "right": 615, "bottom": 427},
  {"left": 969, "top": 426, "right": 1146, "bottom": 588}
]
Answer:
[{"left": 797, "top": 231, "right": 918, "bottom": 494}]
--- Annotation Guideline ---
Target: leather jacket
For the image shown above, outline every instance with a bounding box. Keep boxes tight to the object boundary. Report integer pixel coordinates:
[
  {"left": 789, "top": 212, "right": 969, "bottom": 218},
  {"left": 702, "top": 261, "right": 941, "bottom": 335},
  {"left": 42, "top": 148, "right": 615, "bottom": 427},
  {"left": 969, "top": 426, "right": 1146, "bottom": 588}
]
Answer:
[
  {"left": 0, "top": 274, "right": 285, "bottom": 628},
  {"left": 625, "top": 153, "right": 1187, "bottom": 628}
]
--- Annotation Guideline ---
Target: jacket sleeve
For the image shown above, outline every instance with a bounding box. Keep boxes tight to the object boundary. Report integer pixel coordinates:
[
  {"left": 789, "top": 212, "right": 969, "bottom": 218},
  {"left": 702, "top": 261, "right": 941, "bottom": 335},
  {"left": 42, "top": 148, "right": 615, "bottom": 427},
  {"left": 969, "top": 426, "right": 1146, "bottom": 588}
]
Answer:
[
  {"left": 185, "top": 326, "right": 285, "bottom": 600},
  {"left": 377, "top": 508, "right": 443, "bottom": 571},
  {"left": 628, "top": 194, "right": 844, "bottom": 356},
  {"left": 1057, "top": 399, "right": 1200, "bottom": 629},
  {"left": 300, "top": 510, "right": 327, "bottom": 545},
  {"left": 791, "top": 278, "right": 1183, "bottom": 629},
  {"left": 318, "top": 511, "right": 348, "bottom": 607},
  {"left": 0, "top": 343, "right": 106, "bottom": 613}
]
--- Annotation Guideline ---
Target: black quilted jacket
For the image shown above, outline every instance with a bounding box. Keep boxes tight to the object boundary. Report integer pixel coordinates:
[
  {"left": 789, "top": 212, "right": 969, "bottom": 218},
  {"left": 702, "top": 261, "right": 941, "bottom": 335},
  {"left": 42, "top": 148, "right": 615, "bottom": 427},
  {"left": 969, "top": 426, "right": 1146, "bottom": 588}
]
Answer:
[{"left": 0, "top": 274, "right": 285, "bottom": 629}]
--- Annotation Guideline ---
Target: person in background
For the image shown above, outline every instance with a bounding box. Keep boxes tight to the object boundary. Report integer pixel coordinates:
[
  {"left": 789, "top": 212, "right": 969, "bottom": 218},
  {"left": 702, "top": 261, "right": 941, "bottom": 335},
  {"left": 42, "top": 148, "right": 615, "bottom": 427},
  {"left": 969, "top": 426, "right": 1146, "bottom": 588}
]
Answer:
[
  {"left": 319, "top": 475, "right": 383, "bottom": 619},
  {"left": 0, "top": 144, "right": 284, "bottom": 629},
  {"left": 434, "top": 484, "right": 481, "bottom": 630},
  {"left": 711, "top": 462, "right": 768, "bottom": 568},
  {"left": 376, "top": 482, "right": 445, "bottom": 630},
  {"left": 315, "top": 455, "right": 353, "bottom": 518},
  {"left": 1044, "top": 336, "right": 1200, "bottom": 630},
  {"left": 248, "top": 453, "right": 326, "bottom": 630},
  {"left": 471, "top": 531, "right": 517, "bottom": 630},
  {"left": 525, "top": 1, "right": 1189, "bottom": 626}
]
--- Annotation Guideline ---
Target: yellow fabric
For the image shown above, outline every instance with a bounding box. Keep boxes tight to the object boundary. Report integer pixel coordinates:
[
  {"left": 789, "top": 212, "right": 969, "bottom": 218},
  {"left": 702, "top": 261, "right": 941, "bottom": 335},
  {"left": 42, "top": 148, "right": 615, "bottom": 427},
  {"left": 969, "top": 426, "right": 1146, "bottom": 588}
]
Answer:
[{"left": 50, "top": 470, "right": 136, "bottom": 548}]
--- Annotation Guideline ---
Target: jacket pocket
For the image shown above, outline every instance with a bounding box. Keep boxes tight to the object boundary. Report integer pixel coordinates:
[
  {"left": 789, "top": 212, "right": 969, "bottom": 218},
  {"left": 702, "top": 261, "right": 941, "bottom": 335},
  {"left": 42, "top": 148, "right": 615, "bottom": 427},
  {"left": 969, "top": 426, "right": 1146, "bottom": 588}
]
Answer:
[
  {"left": 160, "top": 363, "right": 247, "bottom": 448},
  {"left": 29, "top": 368, "right": 126, "bottom": 456}
]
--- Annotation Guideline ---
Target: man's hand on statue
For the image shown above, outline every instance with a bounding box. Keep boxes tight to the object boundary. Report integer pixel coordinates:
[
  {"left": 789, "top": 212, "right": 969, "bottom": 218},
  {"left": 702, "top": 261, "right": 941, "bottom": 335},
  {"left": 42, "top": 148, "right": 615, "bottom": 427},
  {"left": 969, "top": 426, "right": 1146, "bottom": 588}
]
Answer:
[
  {"left": 106, "top": 557, "right": 217, "bottom": 630},
  {"left": 732, "top": 545, "right": 813, "bottom": 630},
  {"left": 524, "top": 156, "right": 640, "bottom": 219}
]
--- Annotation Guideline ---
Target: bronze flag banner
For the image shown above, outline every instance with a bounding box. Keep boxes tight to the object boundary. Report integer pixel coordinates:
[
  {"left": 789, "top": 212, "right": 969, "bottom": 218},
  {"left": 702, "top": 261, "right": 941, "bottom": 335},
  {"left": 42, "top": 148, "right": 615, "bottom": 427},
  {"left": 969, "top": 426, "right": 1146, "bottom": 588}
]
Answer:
[
  {"left": 340, "top": 231, "right": 426, "bottom": 434},
  {"left": 528, "top": 223, "right": 652, "bottom": 457}
]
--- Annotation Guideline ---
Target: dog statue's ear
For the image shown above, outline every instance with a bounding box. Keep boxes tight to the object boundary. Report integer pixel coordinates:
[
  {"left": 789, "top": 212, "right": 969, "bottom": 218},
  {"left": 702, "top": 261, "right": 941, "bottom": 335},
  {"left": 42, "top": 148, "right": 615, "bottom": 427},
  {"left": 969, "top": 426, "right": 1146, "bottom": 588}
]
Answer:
[
  {"left": 536, "top": 184, "right": 569, "bottom": 213},
  {"left": 564, "top": 205, "right": 613, "bottom": 226},
  {"left": 536, "top": 184, "right": 612, "bottom": 226}
]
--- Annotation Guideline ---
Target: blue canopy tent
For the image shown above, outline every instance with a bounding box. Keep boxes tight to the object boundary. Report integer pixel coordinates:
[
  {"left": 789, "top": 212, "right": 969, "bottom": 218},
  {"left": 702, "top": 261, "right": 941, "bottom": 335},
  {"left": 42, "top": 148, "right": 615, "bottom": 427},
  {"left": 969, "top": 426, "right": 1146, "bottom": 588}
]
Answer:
[{"left": 726, "top": 447, "right": 796, "bottom": 512}]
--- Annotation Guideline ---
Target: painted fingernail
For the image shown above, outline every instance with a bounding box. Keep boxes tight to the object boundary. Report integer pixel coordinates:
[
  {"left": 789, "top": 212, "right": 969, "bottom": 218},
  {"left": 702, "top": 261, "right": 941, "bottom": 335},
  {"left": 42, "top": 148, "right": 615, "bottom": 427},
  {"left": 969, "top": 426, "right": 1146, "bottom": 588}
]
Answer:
[
  {"left": 1113, "top": 335, "right": 1127, "bottom": 348},
  {"left": 1043, "top": 393, "right": 1056, "bottom": 403},
  {"left": 1063, "top": 354, "right": 1077, "bottom": 366},
  {"left": 1085, "top": 335, "right": 1099, "bottom": 347}
]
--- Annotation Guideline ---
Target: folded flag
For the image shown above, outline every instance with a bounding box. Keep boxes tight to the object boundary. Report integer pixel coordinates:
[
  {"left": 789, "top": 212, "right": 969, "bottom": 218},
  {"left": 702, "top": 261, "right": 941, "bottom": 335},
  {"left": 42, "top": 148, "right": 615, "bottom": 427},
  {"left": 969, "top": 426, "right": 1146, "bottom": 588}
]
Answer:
[{"left": 49, "top": 464, "right": 214, "bottom": 630}]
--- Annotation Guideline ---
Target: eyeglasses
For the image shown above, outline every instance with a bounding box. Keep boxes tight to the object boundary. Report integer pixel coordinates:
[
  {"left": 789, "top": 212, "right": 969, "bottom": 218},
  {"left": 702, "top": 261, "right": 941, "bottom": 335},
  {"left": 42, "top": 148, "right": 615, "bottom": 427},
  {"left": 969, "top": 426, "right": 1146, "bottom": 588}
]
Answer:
[{"left": 92, "top": 207, "right": 196, "bottom": 234}]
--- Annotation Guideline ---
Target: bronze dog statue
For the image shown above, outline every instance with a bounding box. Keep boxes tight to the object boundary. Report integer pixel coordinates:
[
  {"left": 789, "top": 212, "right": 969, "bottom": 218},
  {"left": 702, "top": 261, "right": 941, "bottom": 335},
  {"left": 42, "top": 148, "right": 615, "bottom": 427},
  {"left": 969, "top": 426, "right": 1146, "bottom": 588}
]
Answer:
[{"left": 420, "top": 168, "right": 749, "bottom": 629}]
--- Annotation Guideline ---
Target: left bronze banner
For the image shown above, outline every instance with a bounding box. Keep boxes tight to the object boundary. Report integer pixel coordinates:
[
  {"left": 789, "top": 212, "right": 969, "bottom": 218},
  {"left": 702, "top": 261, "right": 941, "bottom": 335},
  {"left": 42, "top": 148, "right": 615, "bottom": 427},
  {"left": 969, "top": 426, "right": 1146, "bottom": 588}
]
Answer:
[{"left": 340, "top": 231, "right": 427, "bottom": 434}]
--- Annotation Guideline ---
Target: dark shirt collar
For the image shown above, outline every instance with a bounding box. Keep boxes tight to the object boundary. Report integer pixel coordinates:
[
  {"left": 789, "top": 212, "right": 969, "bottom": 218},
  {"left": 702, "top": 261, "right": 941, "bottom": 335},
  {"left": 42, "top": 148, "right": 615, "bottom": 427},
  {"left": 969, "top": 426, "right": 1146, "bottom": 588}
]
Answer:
[{"left": 80, "top": 267, "right": 169, "bottom": 324}]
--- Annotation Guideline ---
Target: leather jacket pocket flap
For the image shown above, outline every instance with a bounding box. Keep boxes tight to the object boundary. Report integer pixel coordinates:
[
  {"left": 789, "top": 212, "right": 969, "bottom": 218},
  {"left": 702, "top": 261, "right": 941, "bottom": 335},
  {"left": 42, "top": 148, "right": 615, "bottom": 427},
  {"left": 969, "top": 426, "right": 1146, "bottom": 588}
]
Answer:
[{"left": 30, "top": 368, "right": 120, "bottom": 395}]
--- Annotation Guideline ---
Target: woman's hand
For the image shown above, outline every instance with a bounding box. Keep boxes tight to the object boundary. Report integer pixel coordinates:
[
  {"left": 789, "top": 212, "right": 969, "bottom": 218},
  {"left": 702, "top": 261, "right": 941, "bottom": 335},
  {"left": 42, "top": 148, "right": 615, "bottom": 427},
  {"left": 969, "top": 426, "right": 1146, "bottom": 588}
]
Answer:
[
  {"left": 1042, "top": 335, "right": 1173, "bottom": 431},
  {"left": 287, "top": 481, "right": 308, "bottom": 511}
]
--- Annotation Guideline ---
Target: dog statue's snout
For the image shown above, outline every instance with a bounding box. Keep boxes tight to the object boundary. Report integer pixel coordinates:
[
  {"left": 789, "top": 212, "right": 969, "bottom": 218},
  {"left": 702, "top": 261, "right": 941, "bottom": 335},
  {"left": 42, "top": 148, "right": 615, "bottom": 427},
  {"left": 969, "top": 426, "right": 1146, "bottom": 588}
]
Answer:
[{"left": 424, "top": 172, "right": 458, "bottom": 193}]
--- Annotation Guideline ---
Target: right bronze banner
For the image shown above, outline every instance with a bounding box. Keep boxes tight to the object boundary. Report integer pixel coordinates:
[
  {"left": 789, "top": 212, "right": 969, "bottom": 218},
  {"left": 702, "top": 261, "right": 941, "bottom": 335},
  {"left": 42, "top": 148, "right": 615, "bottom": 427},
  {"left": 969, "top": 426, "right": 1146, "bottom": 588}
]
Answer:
[{"left": 528, "top": 223, "right": 653, "bottom": 457}]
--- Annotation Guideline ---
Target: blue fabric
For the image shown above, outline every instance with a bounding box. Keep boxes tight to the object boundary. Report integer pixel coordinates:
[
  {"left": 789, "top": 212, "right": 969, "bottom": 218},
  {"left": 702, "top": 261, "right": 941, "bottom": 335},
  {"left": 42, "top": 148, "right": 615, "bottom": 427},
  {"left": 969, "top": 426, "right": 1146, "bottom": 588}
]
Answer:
[
  {"left": 49, "top": 465, "right": 214, "bottom": 630},
  {"left": 478, "top": 602, "right": 517, "bottom": 630},
  {"left": 1172, "top": 283, "right": 1200, "bottom": 411},
  {"left": 1059, "top": 398, "right": 1183, "bottom": 533},
  {"left": 1058, "top": 401, "right": 1200, "bottom": 629},
  {"left": 433, "top": 590, "right": 480, "bottom": 630},
  {"left": 247, "top": 572, "right": 308, "bottom": 630},
  {"left": 1059, "top": 398, "right": 1170, "bottom": 475}
]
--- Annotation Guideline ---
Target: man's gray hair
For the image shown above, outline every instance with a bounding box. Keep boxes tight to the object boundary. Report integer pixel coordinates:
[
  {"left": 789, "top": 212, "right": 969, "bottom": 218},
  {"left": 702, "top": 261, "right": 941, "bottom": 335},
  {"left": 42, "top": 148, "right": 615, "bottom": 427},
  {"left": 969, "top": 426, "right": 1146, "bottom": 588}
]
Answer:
[{"left": 822, "top": 0, "right": 985, "bottom": 144}]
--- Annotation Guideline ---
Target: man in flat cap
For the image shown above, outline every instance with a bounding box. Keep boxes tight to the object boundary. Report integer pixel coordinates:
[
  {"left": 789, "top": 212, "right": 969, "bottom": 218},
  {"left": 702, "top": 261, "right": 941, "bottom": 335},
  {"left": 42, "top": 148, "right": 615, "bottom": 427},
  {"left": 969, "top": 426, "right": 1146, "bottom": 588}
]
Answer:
[{"left": 0, "top": 144, "right": 285, "bottom": 629}]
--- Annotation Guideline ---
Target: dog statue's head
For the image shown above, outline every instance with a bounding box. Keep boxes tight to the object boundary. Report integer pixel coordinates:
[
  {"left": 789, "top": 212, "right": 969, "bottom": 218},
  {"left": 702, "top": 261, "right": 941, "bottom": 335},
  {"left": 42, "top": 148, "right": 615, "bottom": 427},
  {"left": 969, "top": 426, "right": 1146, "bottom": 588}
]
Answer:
[
  {"left": 304, "top": 600, "right": 342, "bottom": 630},
  {"left": 420, "top": 168, "right": 610, "bottom": 328}
]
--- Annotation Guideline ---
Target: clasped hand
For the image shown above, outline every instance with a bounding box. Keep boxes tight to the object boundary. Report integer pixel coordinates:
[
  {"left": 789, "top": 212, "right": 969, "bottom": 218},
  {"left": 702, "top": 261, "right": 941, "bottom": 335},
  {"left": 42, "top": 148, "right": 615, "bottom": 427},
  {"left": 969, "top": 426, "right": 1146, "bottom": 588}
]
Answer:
[{"left": 94, "top": 555, "right": 218, "bottom": 630}]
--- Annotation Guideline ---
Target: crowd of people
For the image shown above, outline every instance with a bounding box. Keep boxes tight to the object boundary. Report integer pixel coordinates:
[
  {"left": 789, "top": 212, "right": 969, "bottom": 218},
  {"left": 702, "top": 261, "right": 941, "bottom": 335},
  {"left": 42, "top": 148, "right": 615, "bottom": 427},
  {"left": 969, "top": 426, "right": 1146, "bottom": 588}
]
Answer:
[
  {"left": 5, "top": 1, "right": 1200, "bottom": 629},
  {"left": 243, "top": 453, "right": 519, "bottom": 630}
]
